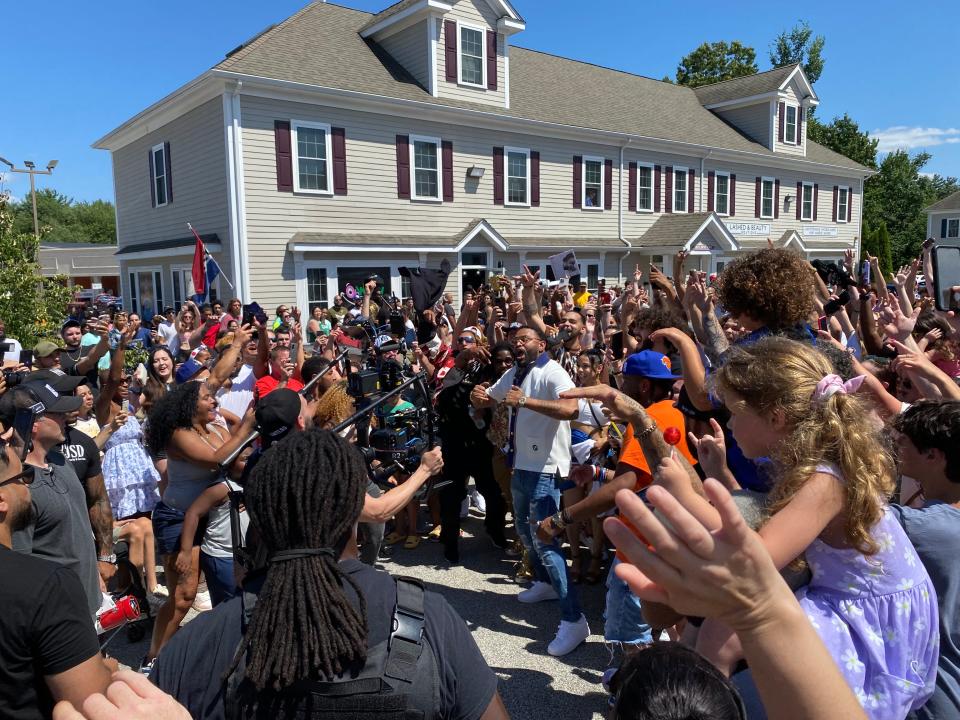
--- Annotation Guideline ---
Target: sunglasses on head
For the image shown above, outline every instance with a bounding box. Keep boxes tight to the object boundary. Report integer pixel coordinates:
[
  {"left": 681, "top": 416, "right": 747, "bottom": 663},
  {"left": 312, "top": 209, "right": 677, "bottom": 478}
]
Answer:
[{"left": 458, "top": 336, "right": 477, "bottom": 344}]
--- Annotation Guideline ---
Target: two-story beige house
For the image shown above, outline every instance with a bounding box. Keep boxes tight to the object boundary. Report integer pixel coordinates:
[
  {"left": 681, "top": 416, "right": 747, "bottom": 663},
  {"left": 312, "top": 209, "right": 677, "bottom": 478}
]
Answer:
[{"left": 94, "top": 0, "right": 871, "bottom": 319}]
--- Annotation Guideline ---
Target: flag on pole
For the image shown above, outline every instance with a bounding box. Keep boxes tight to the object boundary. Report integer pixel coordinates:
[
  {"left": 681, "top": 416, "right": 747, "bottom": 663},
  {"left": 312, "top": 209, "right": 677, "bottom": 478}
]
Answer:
[{"left": 189, "top": 224, "right": 226, "bottom": 303}]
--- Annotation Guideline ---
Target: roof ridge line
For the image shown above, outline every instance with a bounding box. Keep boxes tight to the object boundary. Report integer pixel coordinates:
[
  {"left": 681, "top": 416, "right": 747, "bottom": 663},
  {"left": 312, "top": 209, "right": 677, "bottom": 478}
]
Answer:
[
  {"left": 510, "top": 46, "right": 674, "bottom": 87},
  {"left": 693, "top": 62, "right": 800, "bottom": 90}
]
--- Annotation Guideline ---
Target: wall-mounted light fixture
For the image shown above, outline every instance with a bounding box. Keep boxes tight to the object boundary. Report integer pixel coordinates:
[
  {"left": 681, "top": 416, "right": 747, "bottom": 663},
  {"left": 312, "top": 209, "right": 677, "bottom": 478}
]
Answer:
[{"left": 467, "top": 166, "right": 485, "bottom": 179}]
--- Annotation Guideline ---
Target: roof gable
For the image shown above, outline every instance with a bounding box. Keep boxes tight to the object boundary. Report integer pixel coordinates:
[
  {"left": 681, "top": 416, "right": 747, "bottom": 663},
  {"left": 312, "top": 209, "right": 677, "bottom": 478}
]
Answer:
[
  {"left": 925, "top": 190, "right": 960, "bottom": 213},
  {"left": 693, "top": 64, "right": 818, "bottom": 108}
]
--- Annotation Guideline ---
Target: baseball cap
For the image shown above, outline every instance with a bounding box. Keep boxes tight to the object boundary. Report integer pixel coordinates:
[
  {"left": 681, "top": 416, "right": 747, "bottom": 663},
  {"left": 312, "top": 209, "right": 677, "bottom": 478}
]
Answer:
[
  {"left": 622, "top": 350, "right": 681, "bottom": 380},
  {"left": 255, "top": 388, "right": 301, "bottom": 446},
  {"left": 21, "top": 380, "right": 83, "bottom": 414},
  {"left": 61, "top": 319, "right": 82, "bottom": 333},
  {"left": 26, "top": 368, "right": 85, "bottom": 392},
  {"left": 34, "top": 340, "right": 60, "bottom": 359},
  {"left": 175, "top": 358, "right": 205, "bottom": 384}
]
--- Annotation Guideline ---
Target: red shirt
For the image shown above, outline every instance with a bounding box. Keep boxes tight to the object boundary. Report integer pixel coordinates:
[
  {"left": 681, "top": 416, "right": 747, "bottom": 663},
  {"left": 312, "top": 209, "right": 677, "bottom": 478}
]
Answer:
[{"left": 255, "top": 374, "right": 303, "bottom": 399}]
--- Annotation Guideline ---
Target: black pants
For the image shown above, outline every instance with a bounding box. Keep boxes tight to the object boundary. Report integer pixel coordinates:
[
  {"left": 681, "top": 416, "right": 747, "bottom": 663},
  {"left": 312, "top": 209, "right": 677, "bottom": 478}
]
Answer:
[{"left": 438, "top": 440, "right": 506, "bottom": 561}]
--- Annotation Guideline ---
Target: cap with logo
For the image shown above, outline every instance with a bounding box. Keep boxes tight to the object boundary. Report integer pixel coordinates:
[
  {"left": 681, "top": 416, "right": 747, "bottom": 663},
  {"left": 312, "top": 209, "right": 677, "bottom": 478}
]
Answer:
[
  {"left": 26, "top": 368, "right": 85, "bottom": 392},
  {"left": 21, "top": 380, "right": 83, "bottom": 414},
  {"left": 33, "top": 340, "right": 61, "bottom": 359},
  {"left": 622, "top": 350, "right": 681, "bottom": 380},
  {"left": 255, "top": 388, "right": 301, "bottom": 447},
  {"left": 175, "top": 358, "right": 205, "bottom": 385}
]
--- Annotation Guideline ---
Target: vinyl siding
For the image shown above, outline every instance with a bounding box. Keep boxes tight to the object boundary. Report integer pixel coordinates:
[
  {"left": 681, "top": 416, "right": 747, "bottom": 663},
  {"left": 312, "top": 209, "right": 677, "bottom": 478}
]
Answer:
[
  {"left": 377, "top": 20, "right": 430, "bottom": 90},
  {"left": 435, "top": 0, "right": 507, "bottom": 109},
  {"left": 776, "top": 85, "right": 805, "bottom": 157},
  {"left": 714, "top": 104, "right": 771, "bottom": 148}
]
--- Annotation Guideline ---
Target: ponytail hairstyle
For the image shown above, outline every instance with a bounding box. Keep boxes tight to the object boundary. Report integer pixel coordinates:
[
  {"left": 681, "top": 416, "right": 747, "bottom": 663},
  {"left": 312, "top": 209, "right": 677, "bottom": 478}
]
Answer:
[
  {"left": 714, "top": 336, "right": 894, "bottom": 556},
  {"left": 229, "top": 428, "right": 368, "bottom": 693}
]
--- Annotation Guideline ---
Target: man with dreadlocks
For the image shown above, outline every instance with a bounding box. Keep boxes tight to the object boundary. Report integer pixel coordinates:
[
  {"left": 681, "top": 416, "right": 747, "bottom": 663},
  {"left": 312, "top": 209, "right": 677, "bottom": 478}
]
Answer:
[{"left": 150, "top": 428, "right": 509, "bottom": 720}]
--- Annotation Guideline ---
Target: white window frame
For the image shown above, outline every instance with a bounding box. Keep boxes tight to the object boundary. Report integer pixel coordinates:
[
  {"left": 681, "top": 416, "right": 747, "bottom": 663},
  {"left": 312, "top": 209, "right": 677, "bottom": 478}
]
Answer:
[
  {"left": 127, "top": 266, "right": 164, "bottom": 318},
  {"left": 170, "top": 265, "right": 194, "bottom": 311},
  {"left": 760, "top": 176, "right": 775, "bottom": 219},
  {"left": 948, "top": 218, "right": 960, "bottom": 239},
  {"left": 714, "top": 170, "right": 730, "bottom": 217},
  {"left": 151, "top": 143, "right": 168, "bottom": 208},
  {"left": 504, "top": 146, "right": 530, "bottom": 207},
  {"left": 673, "top": 166, "right": 688, "bottom": 213},
  {"left": 800, "top": 181, "right": 814, "bottom": 221},
  {"left": 409, "top": 134, "right": 443, "bottom": 202},
  {"left": 297, "top": 259, "right": 403, "bottom": 314},
  {"left": 837, "top": 185, "right": 850, "bottom": 224},
  {"left": 457, "top": 21, "right": 487, "bottom": 88},
  {"left": 581, "top": 155, "right": 604, "bottom": 211},
  {"left": 636, "top": 161, "right": 654, "bottom": 213},
  {"left": 291, "top": 120, "right": 333, "bottom": 195},
  {"left": 785, "top": 104, "right": 798, "bottom": 144}
]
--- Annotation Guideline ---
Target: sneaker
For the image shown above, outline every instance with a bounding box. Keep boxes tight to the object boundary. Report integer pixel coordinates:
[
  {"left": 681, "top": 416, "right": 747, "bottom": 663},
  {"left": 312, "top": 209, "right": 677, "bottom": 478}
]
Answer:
[
  {"left": 518, "top": 581, "right": 559, "bottom": 603},
  {"left": 138, "top": 656, "right": 156, "bottom": 677},
  {"left": 192, "top": 587, "right": 212, "bottom": 613},
  {"left": 547, "top": 614, "right": 590, "bottom": 657},
  {"left": 149, "top": 584, "right": 169, "bottom": 599},
  {"left": 470, "top": 489, "right": 486, "bottom": 516}
]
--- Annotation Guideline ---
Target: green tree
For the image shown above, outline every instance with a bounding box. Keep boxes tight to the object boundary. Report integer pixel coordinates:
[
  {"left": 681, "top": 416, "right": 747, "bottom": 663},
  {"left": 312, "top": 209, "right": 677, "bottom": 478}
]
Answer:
[
  {"left": 769, "top": 21, "right": 825, "bottom": 84},
  {"left": 672, "top": 41, "right": 758, "bottom": 87},
  {"left": 806, "top": 114, "right": 879, "bottom": 169},
  {"left": 0, "top": 193, "right": 76, "bottom": 343},
  {"left": 10, "top": 188, "right": 116, "bottom": 244},
  {"left": 875, "top": 222, "right": 894, "bottom": 276}
]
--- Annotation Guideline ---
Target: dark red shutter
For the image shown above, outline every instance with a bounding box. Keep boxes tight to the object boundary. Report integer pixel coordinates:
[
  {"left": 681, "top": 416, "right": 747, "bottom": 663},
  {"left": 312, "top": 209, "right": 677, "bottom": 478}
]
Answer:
[
  {"left": 274, "top": 121, "right": 293, "bottom": 192},
  {"left": 148, "top": 149, "right": 156, "bottom": 207},
  {"left": 665, "top": 166, "right": 673, "bottom": 213},
  {"left": 755, "top": 177, "right": 762, "bottom": 218},
  {"left": 441, "top": 140, "right": 454, "bottom": 202},
  {"left": 797, "top": 107, "right": 804, "bottom": 145},
  {"left": 729, "top": 174, "right": 736, "bottom": 215},
  {"left": 572, "top": 155, "right": 582, "bottom": 208},
  {"left": 796, "top": 182, "right": 802, "bottom": 220},
  {"left": 163, "top": 141, "right": 173, "bottom": 203},
  {"left": 604, "top": 158, "right": 613, "bottom": 210},
  {"left": 654, "top": 165, "right": 661, "bottom": 212},
  {"left": 486, "top": 31, "right": 497, "bottom": 90},
  {"left": 396, "top": 135, "right": 410, "bottom": 199},
  {"left": 444, "top": 20, "right": 457, "bottom": 83},
  {"left": 774, "top": 179, "right": 780, "bottom": 219},
  {"left": 628, "top": 162, "right": 637, "bottom": 212},
  {"left": 778, "top": 102, "right": 785, "bottom": 143},
  {"left": 813, "top": 183, "right": 818, "bottom": 220},
  {"left": 687, "top": 168, "right": 695, "bottom": 212},
  {"left": 942, "top": 219, "right": 949, "bottom": 238},
  {"left": 832, "top": 185, "right": 838, "bottom": 222},
  {"left": 847, "top": 188, "right": 853, "bottom": 222},
  {"left": 332, "top": 127, "right": 347, "bottom": 195},
  {"left": 530, "top": 151, "right": 540, "bottom": 207},
  {"left": 492, "top": 146, "right": 504, "bottom": 205},
  {"left": 707, "top": 171, "right": 714, "bottom": 212}
]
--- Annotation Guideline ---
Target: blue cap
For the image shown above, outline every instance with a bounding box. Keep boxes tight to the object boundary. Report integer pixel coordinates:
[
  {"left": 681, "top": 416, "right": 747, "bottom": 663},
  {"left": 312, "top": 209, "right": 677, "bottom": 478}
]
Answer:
[
  {"left": 175, "top": 358, "right": 204, "bottom": 384},
  {"left": 622, "top": 350, "right": 681, "bottom": 380}
]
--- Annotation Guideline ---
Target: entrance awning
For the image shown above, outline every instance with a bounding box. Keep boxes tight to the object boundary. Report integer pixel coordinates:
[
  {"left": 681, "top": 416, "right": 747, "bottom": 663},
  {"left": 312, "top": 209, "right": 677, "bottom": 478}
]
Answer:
[
  {"left": 115, "top": 233, "right": 221, "bottom": 261},
  {"left": 634, "top": 212, "right": 741, "bottom": 255},
  {"left": 779, "top": 229, "right": 848, "bottom": 255}
]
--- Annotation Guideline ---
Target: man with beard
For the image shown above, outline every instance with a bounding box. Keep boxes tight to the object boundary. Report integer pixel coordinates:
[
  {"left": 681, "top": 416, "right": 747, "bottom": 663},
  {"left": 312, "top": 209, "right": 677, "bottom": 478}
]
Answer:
[
  {"left": 0, "top": 423, "right": 114, "bottom": 720},
  {"left": 518, "top": 266, "right": 586, "bottom": 382},
  {"left": 58, "top": 318, "right": 110, "bottom": 389}
]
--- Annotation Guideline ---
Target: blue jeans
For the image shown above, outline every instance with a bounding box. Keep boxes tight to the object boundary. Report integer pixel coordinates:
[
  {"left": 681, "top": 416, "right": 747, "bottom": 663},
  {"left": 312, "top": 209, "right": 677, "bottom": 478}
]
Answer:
[
  {"left": 512, "top": 469, "right": 582, "bottom": 622},
  {"left": 199, "top": 552, "right": 238, "bottom": 607},
  {"left": 604, "top": 559, "right": 653, "bottom": 645}
]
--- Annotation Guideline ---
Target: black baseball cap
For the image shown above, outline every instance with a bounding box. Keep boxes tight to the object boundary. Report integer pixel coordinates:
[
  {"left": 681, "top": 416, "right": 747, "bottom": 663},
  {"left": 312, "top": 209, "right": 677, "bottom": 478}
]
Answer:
[
  {"left": 21, "top": 380, "right": 82, "bottom": 414},
  {"left": 61, "top": 319, "right": 82, "bottom": 333},
  {"left": 26, "top": 368, "right": 86, "bottom": 392},
  {"left": 255, "top": 389, "right": 301, "bottom": 446}
]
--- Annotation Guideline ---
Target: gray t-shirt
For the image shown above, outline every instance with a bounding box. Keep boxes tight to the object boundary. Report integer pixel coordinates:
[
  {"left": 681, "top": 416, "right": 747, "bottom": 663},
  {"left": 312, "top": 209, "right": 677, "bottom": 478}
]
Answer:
[
  {"left": 891, "top": 502, "right": 960, "bottom": 720},
  {"left": 12, "top": 452, "right": 101, "bottom": 618}
]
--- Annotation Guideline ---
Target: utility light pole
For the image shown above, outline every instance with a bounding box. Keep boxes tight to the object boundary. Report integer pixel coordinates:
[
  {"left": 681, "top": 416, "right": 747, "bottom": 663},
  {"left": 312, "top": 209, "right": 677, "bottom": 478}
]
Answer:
[{"left": 0, "top": 157, "right": 58, "bottom": 250}]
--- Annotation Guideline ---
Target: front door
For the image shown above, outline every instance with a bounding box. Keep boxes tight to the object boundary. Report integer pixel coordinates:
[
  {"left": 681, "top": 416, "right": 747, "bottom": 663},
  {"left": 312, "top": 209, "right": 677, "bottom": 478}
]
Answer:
[{"left": 461, "top": 268, "right": 486, "bottom": 296}]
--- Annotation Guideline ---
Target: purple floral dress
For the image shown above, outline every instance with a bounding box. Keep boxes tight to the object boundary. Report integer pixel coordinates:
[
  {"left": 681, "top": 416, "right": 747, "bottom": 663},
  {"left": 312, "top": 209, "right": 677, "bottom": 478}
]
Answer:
[{"left": 797, "top": 465, "right": 939, "bottom": 718}]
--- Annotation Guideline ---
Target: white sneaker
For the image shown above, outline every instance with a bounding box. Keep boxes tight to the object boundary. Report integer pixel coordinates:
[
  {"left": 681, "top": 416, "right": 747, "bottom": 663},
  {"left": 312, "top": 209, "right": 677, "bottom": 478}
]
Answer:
[
  {"left": 518, "top": 580, "right": 559, "bottom": 603},
  {"left": 192, "top": 587, "right": 212, "bottom": 612},
  {"left": 547, "top": 614, "right": 590, "bottom": 656},
  {"left": 470, "top": 489, "right": 486, "bottom": 516}
]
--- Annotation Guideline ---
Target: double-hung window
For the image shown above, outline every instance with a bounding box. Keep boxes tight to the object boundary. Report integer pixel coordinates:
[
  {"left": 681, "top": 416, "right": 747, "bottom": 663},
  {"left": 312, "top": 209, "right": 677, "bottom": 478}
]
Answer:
[
  {"left": 292, "top": 121, "right": 333, "bottom": 194},
  {"left": 458, "top": 24, "right": 485, "bottom": 87},
  {"left": 801, "top": 182, "right": 814, "bottom": 221},
  {"left": 760, "top": 178, "right": 775, "bottom": 219},
  {"left": 837, "top": 186, "right": 849, "bottom": 223},
  {"left": 151, "top": 143, "right": 168, "bottom": 207},
  {"left": 410, "top": 135, "right": 442, "bottom": 201},
  {"left": 637, "top": 163, "right": 653, "bottom": 212},
  {"left": 948, "top": 219, "right": 960, "bottom": 238},
  {"left": 306, "top": 268, "right": 329, "bottom": 311},
  {"left": 505, "top": 147, "right": 530, "bottom": 206},
  {"left": 582, "top": 156, "right": 603, "bottom": 210},
  {"left": 674, "top": 167, "right": 688, "bottom": 213},
  {"left": 714, "top": 171, "right": 730, "bottom": 216},
  {"left": 785, "top": 105, "right": 798, "bottom": 144}
]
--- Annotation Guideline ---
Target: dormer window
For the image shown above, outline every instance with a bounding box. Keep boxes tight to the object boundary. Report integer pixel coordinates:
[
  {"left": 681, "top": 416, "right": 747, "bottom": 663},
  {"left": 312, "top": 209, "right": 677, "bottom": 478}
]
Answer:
[
  {"left": 458, "top": 24, "right": 486, "bottom": 87},
  {"left": 785, "top": 105, "right": 798, "bottom": 144}
]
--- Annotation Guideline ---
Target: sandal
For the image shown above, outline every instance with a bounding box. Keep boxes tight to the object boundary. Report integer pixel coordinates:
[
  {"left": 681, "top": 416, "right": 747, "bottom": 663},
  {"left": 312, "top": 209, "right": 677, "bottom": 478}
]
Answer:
[
  {"left": 585, "top": 555, "right": 605, "bottom": 585},
  {"left": 427, "top": 525, "right": 442, "bottom": 541},
  {"left": 384, "top": 531, "right": 405, "bottom": 546},
  {"left": 404, "top": 535, "right": 421, "bottom": 550}
]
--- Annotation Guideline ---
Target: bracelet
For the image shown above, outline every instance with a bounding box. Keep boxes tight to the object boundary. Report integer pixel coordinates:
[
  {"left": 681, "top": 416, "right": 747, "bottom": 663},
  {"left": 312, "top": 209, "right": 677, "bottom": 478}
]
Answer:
[
  {"left": 634, "top": 423, "right": 657, "bottom": 441},
  {"left": 550, "top": 512, "right": 568, "bottom": 532}
]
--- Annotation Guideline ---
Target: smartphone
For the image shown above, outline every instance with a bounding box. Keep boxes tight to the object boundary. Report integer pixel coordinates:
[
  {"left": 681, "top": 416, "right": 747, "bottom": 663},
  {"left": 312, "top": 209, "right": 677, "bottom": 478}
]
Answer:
[
  {"left": 242, "top": 302, "right": 268, "bottom": 326},
  {"left": 932, "top": 245, "right": 960, "bottom": 312},
  {"left": 0, "top": 342, "right": 10, "bottom": 355},
  {"left": 611, "top": 331, "right": 624, "bottom": 360},
  {"left": 817, "top": 315, "right": 828, "bottom": 331},
  {"left": 860, "top": 260, "right": 871, "bottom": 286},
  {"left": 600, "top": 291, "right": 612, "bottom": 304},
  {"left": 19, "top": 350, "right": 33, "bottom": 368}
]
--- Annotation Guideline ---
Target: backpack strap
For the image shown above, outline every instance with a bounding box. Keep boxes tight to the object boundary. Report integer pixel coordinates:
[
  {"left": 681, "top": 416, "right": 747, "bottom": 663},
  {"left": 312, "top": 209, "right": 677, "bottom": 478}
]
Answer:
[{"left": 384, "top": 576, "right": 425, "bottom": 684}]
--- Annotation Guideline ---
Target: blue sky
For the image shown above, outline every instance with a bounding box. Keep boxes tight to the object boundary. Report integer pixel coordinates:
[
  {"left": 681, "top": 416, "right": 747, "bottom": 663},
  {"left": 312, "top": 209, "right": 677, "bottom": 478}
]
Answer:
[{"left": 2, "top": 0, "right": 958, "bottom": 204}]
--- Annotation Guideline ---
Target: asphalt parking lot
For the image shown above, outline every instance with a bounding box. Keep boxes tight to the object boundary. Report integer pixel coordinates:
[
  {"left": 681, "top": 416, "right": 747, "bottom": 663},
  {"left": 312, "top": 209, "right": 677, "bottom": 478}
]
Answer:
[{"left": 107, "top": 511, "right": 613, "bottom": 719}]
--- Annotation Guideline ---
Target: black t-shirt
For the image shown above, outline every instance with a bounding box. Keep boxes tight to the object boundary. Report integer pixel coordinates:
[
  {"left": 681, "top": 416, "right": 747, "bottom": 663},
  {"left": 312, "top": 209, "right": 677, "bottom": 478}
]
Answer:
[
  {"left": 59, "top": 426, "right": 102, "bottom": 492},
  {"left": 152, "top": 559, "right": 497, "bottom": 720},
  {"left": 0, "top": 546, "right": 101, "bottom": 720},
  {"left": 60, "top": 345, "right": 99, "bottom": 388}
]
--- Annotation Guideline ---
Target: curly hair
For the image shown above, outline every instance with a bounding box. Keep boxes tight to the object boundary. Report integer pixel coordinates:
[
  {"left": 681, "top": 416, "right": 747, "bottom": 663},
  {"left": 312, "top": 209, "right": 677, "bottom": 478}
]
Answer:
[
  {"left": 313, "top": 380, "right": 356, "bottom": 430},
  {"left": 714, "top": 336, "right": 895, "bottom": 557},
  {"left": 145, "top": 381, "right": 202, "bottom": 456},
  {"left": 715, "top": 248, "right": 815, "bottom": 331}
]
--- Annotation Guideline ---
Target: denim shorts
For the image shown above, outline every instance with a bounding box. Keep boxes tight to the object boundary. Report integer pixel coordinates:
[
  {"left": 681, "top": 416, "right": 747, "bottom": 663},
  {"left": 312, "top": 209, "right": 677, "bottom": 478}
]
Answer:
[
  {"left": 152, "top": 501, "right": 204, "bottom": 557},
  {"left": 604, "top": 559, "right": 653, "bottom": 645}
]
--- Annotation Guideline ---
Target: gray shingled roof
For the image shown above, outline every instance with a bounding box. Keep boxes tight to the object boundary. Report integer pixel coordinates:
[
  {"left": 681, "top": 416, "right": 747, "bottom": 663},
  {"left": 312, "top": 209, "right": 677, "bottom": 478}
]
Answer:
[
  {"left": 115, "top": 234, "right": 220, "bottom": 255},
  {"left": 215, "top": 4, "right": 867, "bottom": 172},
  {"left": 635, "top": 213, "right": 715, "bottom": 248},
  {"left": 925, "top": 190, "right": 960, "bottom": 213},
  {"left": 358, "top": 0, "right": 421, "bottom": 32},
  {"left": 692, "top": 64, "right": 798, "bottom": 106}
]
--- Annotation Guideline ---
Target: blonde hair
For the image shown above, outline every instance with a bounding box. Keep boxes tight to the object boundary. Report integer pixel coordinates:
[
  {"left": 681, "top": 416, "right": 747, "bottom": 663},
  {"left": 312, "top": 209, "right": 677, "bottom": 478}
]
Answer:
[
  {"left": 715, "top": 336, "right": 894, "bottom": 556},
  {"left": 313, "top": 380, "right": 356, "bottom": 430}
]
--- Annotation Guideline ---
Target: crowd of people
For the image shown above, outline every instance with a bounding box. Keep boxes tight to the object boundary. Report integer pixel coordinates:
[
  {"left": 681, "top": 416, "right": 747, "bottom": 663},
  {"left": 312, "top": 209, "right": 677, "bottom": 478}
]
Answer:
[{"left": 0, "top": 237, "right": 958, "bottom": 720}]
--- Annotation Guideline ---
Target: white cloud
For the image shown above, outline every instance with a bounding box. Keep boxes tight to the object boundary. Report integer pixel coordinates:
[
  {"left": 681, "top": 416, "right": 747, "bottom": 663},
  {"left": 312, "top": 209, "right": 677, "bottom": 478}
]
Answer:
[{"left": 872, "top": 126, "right": 960, "bottom": 153}]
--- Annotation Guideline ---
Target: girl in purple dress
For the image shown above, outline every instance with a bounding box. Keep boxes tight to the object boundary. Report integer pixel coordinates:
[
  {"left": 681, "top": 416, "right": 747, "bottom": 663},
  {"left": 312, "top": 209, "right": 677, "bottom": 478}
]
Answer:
[{"left": 676, "top": 337, "right": 938, "bottom": 719}]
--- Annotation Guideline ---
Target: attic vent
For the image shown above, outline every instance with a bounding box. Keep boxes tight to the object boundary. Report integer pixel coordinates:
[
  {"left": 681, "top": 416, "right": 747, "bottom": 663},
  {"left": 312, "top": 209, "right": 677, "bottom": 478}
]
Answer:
[{"left": 225, "top": 23, "right": 277, "bottom": 58}]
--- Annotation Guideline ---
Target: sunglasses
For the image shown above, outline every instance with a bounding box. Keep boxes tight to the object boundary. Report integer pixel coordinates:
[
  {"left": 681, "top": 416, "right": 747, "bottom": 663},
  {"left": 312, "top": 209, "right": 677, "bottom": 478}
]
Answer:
[
  {"left": 458, "top": 336, "right": 477, "bottom": 344},
  {"left": 0, "top": 464, "right": 35, "bottom": 489}
]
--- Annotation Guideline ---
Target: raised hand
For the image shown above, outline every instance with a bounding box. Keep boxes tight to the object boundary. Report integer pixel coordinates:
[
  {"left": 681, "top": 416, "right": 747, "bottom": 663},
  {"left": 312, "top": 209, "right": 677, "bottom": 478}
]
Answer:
[
  {"left": 686, "top": 419, "right": 730, "bottom": 484},
  {"left": 516, "top": 265, "right": 540, "bottom": 289}
]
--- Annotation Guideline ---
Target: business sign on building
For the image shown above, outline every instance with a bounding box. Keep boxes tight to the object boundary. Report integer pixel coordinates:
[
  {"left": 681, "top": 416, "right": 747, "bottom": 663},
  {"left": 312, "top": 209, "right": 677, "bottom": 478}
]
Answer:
[
  {"left": 800, "top": 225, "right": 839, "bottom": 238},
  {"left": 725, "top": 222, "right": 771, "bottom": 236}
]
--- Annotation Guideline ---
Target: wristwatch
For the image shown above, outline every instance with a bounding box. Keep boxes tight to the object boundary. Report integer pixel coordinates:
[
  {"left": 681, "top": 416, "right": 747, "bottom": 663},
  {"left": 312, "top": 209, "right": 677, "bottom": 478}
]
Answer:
[
  {"left": 550, "top": 512, "right": 567, "bottom": 532},
  {"left": 98, "top": 554, "right": 117, "bottom": 564},
  {"left": 517, "top": 395, "right": 527, "bottom": 408}
]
